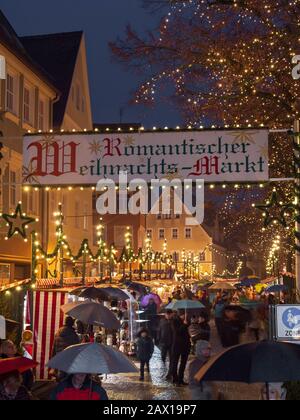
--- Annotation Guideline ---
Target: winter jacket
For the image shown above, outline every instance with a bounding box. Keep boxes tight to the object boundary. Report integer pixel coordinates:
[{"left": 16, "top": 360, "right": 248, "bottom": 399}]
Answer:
[
  {"left": 188, "top": 358, "right": 214, "bottom": 400},
  {"left": 51, "top": 326, "right": 80, "bottom": 357},
  {"left": 188, "top": 342, "right": 214, "bottom": 400},
  {"left": 0, "top": 384, "right": 31, "bottom": 400},
  {"left": 157, "top": 319, "right": 173, "bottom": 347},
  {"left": 172, "top": 319, "right": 191, "bottom": 354},
  {"left": 50, "top": 377, "right": 108, "bottom": 401},
  {"left": 136, "top": 336, "right": 154, "bottom": 362}
]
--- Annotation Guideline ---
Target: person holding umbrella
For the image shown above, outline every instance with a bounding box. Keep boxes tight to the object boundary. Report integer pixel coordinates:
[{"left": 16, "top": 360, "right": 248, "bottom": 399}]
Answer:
[
  {"left": 0, "top": 357, "right": 38, "bottom": 400},
  {"left": 48, "top": 342, "right": 137, "bottom": 400},
  {"left": 0, "top": 340, "right": 34, "bottom": 391},
  {"left": 50, "top": 374, "right": 108, "bottom": 401},
  {"left": 0, "top": 371, "right": 32, "bottom": 400}
]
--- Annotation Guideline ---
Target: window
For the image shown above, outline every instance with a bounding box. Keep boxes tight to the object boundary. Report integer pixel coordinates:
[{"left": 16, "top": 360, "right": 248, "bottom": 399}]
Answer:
[
  {"left": 10, "top": 171, "right": 16, "bottom": 207},
  {"left": 159, "top": 229, "right": 165, "bottom": 240},
  {"left": 157, "top": 214, "right": 162, "bottom": 220},
  {"left": 28, "top": 191, "right": 38, "bottom": 216},
  {"left": 38, "top": 99, "right": 45, "bottom": 131},
  {"left": 6, "top": 73, "right": 18, "bottom": 114},
  {"left": 172, "top": 228, "right": 178, "bottom": 239},
  {"left": 74, "top": 201, "right": 80, "bottom": 229},
  {"left": 164, "top": 213, "right": 172, "bottom": 220},
  {"left": 185, "top": 228, "right": 192, "bottom": 239},
  {"left": 23, "top": 87, "right": 30, "bottom": 122},
  {"left": 199, "top": 252, "right": 206, "bottom": 262},
  {"left": 147, "top": 229, "right": 152, "bottom": 239},
  {"left": 0, "top": 264, "right": 10, "bottom": 286},
  {"left": 175, "top": 214, "right": 180, "bottom": 219}
]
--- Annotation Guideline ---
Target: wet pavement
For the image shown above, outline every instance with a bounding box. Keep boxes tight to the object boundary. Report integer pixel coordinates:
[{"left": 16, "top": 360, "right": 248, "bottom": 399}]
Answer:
[
  {"left": 103, "top": 323, "right": 261, "bottom": 401},
  {"left": 33, "top": 323, "right": 262, "bottom": 400}
]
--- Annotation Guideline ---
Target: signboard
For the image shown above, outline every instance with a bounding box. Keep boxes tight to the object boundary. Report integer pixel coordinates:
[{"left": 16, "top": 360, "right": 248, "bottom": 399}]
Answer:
[
  {"left": 276, "top": 305, "right": 300, "bottom": 341},
  {"left": 23, "top": 129, "right": 269, "bottom": 185},
  {"left": 0, "top": 315, "right": 6, "bottom": 339}
]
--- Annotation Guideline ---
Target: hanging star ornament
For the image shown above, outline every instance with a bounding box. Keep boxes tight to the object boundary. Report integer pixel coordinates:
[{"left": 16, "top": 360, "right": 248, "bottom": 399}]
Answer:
[
  {"left": 2, "top": 203, "right": 36, "bottom": 239},
  {"left": 255, "top": 191, "right": 295, "bottom": 228}
]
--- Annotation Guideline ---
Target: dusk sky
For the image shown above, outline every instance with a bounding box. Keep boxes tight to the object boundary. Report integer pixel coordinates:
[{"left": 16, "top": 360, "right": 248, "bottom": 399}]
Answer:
[{"left": 0, "top": 0, "right": 182, "bottom": 127}]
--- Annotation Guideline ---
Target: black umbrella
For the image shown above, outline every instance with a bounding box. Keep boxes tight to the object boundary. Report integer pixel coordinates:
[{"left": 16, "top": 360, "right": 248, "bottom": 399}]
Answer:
[
  {"left": 61, "top": 302, "right": 121, "bottom": 330},
  {"left": 125, "top": 281, "right": 149, "bottom": 295},
  {"left": 69, "top": 286, "right": 108, "bottom": 301},
  {"left": 101, "top": 287, "right": 129, "bottom": 301},
  {"left": 195, "top": 341, "right": 300, "bottom": 399},
  {"left": 224, "top": 305, "right": 252, "bottom": 324}
]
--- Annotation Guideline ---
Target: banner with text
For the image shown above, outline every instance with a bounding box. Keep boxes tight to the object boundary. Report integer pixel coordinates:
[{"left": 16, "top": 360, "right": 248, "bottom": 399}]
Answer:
[{"left": 23, "top": 129, "right": 269, "bottom": 185}]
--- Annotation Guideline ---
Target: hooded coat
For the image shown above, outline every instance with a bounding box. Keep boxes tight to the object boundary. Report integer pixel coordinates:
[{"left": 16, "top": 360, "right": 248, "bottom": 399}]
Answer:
[
  {"left": 51, "top": 326, "right": 80, "bottom": 357},
  {"left": 188, "top": 341, "right": 214, "bottom": 400}
]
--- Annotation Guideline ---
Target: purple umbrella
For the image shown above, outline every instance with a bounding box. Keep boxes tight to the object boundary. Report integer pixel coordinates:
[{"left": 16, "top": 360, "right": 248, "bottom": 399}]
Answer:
[{"left": 141, "top": 293, "right": 162, "bottom": 308}]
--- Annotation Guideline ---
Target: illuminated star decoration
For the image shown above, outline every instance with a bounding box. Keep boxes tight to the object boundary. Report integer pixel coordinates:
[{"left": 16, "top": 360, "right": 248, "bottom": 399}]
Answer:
[
  {"left": 89, "top": 139, "right": 102, "bottom": 155},
  {"left": 230, "top": 131, "right": 258, "bottom": 145},
  {"left": 124, "top": 136, "right": 135, "bottom": 146},
  {"left": 2, "top": 203, "right": 36, "bottom": 239},
  {"left": 255, "top": 191, "right": 294, "bottom": 228}
]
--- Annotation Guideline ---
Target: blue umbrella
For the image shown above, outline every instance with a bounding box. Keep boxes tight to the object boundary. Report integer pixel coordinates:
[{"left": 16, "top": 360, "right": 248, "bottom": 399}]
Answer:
[
  {"left": 166, "top": 300, "right": 205, "bottom": 310},
  {"left": 265, "top": 284, "right": 288, "bottom": 293},
  {"left": 241, "top": 278, "right": 260, "bottom": 287}
]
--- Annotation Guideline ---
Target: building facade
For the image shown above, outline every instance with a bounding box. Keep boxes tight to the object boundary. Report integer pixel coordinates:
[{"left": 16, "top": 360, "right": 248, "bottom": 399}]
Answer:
[{"left": 0, "top": 11, "right": 94, "bottom": 284}]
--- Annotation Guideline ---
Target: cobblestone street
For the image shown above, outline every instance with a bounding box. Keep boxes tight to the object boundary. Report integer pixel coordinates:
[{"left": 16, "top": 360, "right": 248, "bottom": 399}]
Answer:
[
  {"left": 33, "top": 323, "right": 262, "bottom": 401},
  {"left": 103, "top": 324, "right": 261, "bottom": 401}
]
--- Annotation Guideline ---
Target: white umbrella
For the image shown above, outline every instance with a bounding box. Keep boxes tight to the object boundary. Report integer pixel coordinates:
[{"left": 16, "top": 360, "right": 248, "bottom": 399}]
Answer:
[{"left": 47, "top": 343, "right": 138, "bottom": 374}]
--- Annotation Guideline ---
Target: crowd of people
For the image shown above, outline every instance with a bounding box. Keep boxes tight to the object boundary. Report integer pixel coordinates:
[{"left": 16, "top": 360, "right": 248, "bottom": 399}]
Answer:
[{"left": 0, "top": 281, "right": 289, "bottom": 400}]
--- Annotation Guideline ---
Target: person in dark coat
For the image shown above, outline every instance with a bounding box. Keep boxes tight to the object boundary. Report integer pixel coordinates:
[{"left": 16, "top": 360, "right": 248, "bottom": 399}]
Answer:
[
  {"left": 136, "top": 329, "right": 154, "bottom": 381},
  {"left": 188, "top": 340, "right": 215, "bottom": 400},
  {"left": 157, "top": 310, "right": 174, "bottom": 379},
  {"left": 221, "top": 309, "right": 243, "bottom": 348},
  {"left": 0, "top": 371, "right": 31, "bottom": 400},
  {"left": 51, "top": 316, "right": 80, "bottom": 357},
  {"left": 0, "top": 339, "right": 34, "bottom": 391},
  {"left": 171, "top": 313, "right": 191, "bottom": 386},
  {"left": 144, "top": 299, "right": 158, "bottom": 342}
]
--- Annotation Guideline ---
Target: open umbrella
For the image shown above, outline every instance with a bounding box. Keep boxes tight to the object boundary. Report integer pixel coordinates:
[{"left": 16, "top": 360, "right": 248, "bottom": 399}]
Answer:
[
  {"left": 101, "top": 287, "right": 129, "bottom": 301},
  {"left": 265, "top": 285, "right": 288, "bottom": 293},
  {"left": 125, "top": 281, "right": 149, "bottom": 295},
  {"left": 140, "top": 293, "right": 162, "bottom": 308},
  {"left": 47, "top": 343, "right": 138, "bottom": 375},
  {"left": 224, "top": 305, "right": 252, "bottom": 323},
  {"left": 209, "top": 282, "right": 235, "bottom": 291},
  {"left": 241, "top": 278, "right": 260, "bottom": 287},
  {"left": 70, "top": 286, "right": 108, "bottom": 301},
  {"left": 195, "top": 341, "right": 300, "bottom": 400},
  {"left": 166, "top": 300, "right": 205, "bottom": 311},
  {"left": 61, "top": 301, "right": 120, "bottom": 330},
  {"left": 0, "top": 357, "right": 38, "bottom": 375}
]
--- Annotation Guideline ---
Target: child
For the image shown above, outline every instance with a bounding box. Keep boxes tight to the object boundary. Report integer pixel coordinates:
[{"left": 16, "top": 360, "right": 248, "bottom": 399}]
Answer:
[{"left": 136, "top": 329, "right": 154, "bottom": 381}]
